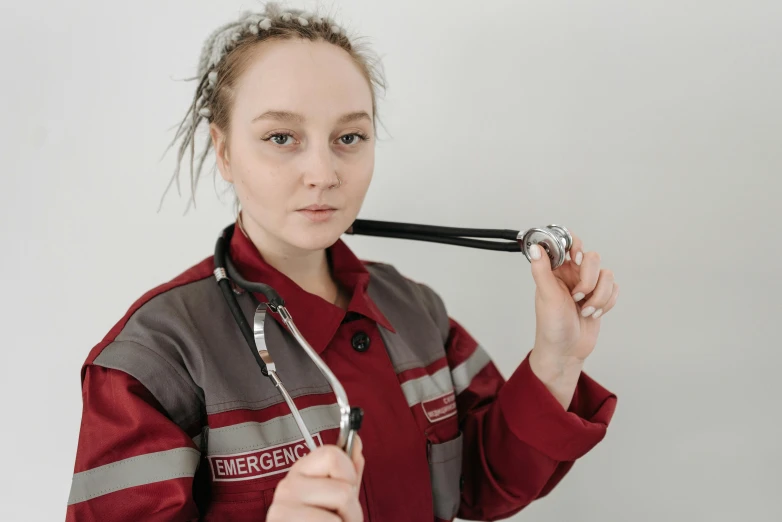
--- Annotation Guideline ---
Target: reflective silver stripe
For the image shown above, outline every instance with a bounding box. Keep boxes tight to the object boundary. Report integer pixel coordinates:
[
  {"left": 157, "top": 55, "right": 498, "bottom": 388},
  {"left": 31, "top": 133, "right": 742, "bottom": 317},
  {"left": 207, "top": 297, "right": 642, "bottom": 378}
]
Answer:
[
  {"left": 67, "top": 447, "right": 200, "bottom": 505},
  {"left": 400, "top": 345, "right": 493, "bottom": 406},
  {"left": 207, "top": 404, "right": 341, "bottom": 456},
  {"left": 400, "top": 366, "right": 453, "bottom": 407},
  {"left": 451, "top": 344, "right": 492, "bottom": 394}
]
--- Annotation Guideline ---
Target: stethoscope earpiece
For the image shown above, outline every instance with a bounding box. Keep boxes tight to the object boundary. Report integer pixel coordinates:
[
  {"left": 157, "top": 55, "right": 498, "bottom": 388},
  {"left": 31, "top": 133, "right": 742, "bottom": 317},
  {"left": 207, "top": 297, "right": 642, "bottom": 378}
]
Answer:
[
  {"left": 517, "top": 224, "right": 573, "bottom": 270},
  {"left": 347, "top": 218, "right": 573, "bottom": 269}
]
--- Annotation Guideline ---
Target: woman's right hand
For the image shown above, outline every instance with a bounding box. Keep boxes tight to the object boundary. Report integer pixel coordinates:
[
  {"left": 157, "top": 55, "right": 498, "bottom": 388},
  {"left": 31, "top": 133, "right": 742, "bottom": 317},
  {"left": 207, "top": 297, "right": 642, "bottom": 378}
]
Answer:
[{"left": 266, "top": 436, "right": 365, "bottom": 522}]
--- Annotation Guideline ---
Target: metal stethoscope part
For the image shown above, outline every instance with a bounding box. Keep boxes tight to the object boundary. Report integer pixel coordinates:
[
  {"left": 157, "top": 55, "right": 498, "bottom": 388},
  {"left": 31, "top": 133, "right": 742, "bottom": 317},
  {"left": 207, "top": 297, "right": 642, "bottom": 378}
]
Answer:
[
  {"left": 214, "top": 225, "right": 363, "bottom": 456},
  {"left": 516, "top": 225, "right": 573, "bottom": 269},
  {"left": 253, "top": 305, "right": 357, "bottom": 454},
  {"left": 213, "top": 219, "right": 572, "bottom": 456},
  {"left": 346, "top": 219, "right": 573, "bottom": 270}
]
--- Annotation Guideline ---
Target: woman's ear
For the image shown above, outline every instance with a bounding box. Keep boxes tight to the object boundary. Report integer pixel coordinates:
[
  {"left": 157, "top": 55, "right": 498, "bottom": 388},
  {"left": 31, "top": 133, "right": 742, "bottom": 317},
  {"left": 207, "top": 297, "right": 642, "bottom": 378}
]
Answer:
[{"left": 210, "top": 123, "right": 233, "bottom": 183}]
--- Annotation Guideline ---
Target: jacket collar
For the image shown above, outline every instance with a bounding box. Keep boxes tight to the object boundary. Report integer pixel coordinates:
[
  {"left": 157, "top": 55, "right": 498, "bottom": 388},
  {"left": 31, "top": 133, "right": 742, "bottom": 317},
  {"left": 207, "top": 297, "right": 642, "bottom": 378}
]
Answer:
[{"left": 227, "top": 219, "right": 395, "bottom": 354}]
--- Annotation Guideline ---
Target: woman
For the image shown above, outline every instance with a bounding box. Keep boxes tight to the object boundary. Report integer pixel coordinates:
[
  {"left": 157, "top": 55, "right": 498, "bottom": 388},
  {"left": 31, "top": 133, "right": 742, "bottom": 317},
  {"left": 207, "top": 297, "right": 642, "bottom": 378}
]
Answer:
[{"left": 67, "top": 4, "right": 619, "bottom": 521}]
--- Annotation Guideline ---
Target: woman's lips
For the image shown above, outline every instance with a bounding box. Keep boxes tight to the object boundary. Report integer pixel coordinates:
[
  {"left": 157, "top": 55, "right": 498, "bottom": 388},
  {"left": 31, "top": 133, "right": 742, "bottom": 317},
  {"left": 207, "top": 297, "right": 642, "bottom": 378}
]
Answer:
[{"left": 297, "top": 208, "right": 337, "bottom": 223}]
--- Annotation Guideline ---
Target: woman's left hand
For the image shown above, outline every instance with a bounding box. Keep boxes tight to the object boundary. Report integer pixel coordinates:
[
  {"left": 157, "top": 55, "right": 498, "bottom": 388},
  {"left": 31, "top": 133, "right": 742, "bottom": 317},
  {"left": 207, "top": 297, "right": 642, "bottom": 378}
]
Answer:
[{"left": 528, "top": 232, "right": 619, "bottom": 366}]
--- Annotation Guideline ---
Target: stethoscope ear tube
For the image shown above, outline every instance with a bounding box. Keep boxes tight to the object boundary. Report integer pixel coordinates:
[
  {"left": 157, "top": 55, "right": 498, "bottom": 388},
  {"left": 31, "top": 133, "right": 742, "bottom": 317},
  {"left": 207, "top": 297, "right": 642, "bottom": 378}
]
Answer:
[
  {"left": 345, "top": 228, "right": 523, "bottom": 252},
  {"left": 347, "top": 219, "right": 574, "bottom": 269},
  {"left": 275, "top": 306, "right": 358, "bottom": 453},
  {"left": 214, "top": 234, "right": 270, "bottom": 376},
  {"left": 348, "top": 219, "right": 520, "bottom": 241},
  {"left": 224, "top": 255, "right": 286, "bottom": 311},
  {"left": 217, "top": 225, "right": 286, "bottom": 310},
  {"left": 253, "top": 305, "right": 318, "bottom": 452},
  {"left": 215, "top": 216, "right": 572, "bottom": 459},
  {"left": 215, "top": 224, "right": 363, "bottom": 456}
]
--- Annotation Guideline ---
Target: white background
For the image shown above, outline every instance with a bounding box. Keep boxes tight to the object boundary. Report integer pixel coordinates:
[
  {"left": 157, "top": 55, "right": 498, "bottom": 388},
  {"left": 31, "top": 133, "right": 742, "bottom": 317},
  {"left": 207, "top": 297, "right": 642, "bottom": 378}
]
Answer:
[{"left": 1, "top": 0, "right": 781, "bottom": 520}]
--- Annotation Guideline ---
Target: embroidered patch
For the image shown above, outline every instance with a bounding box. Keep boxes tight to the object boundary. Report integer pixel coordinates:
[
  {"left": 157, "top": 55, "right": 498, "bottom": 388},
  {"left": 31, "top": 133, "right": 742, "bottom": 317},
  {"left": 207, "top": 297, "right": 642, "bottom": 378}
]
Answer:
[
  {"left": 208, "top": 433, "right": 324, "bottom": 482},
  {"left": 422, "top": 391, "right": 457, "bottom": 423}
]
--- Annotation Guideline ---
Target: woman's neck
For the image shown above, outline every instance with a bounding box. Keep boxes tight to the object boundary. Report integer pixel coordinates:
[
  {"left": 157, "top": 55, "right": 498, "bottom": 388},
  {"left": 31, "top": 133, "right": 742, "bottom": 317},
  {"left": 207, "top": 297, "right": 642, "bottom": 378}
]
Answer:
[{"left": 238, "top": 213, "right": 345, "bottom": 307}]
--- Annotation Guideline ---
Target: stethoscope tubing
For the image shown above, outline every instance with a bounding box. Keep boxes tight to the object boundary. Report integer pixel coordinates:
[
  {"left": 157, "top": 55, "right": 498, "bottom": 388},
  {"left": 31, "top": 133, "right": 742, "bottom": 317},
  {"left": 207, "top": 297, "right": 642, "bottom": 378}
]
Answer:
[
  {"left": 215, "top": 225, "right": 360, "bottom": 455},
  {"left": 347, "top": 219, "right": 523, "bottom": 251},
  {"left": 214, "top": 218, "right": 573, "bottom": 455}
]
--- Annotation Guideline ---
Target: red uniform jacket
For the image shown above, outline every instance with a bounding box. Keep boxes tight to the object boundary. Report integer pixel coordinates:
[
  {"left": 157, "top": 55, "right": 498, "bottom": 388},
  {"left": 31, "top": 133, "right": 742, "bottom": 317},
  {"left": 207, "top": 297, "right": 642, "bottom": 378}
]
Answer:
[{"left": 66, "top": 224, "right": 617, "bottom": 521}]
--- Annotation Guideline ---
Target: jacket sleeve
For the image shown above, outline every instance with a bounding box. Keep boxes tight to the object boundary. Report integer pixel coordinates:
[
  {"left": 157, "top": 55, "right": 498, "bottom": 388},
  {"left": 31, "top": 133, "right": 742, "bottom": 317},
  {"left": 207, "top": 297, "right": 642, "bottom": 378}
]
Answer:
[
  {"left": 447, "top": 317, "right": 617, "bottom": 521},
  {"left": 66, "top": 365, "right": 203, "bottom": 522}
]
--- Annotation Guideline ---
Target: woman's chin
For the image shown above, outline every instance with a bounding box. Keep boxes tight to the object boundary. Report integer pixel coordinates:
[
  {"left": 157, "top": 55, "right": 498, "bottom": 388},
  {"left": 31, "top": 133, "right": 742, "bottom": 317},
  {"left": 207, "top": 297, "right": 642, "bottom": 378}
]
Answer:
[{"left": 287, "top": 223, "right": 347, "bottom": 251}]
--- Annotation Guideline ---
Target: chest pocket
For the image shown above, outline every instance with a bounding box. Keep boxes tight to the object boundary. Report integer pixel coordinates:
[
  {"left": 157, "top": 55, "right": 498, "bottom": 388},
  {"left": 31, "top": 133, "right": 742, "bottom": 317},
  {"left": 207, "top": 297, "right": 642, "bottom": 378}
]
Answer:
[{"left": 366, "top": 263, "right": 464, "bottom": 521}]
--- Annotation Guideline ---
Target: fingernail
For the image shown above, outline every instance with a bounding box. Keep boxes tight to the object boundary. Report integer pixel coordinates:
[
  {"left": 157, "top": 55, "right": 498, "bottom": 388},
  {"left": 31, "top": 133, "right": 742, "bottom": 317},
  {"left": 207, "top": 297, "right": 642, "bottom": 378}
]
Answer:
[
  {"left": 581, "top": 306, "right": 595, "bottom": 317},
  {"left": 572, "top": 292, "right": 585, "bottom": 302},
  {"left": 592, "top": 308, "right": 603, "bottom": 319},
  {"left": 566, "top": 252, "right": 571, "bottom": 261},
  {"left": 529, "top": 244, "right": 541, "bottom": 260},
  {"left": 575, "top": 251, "right": 583, "bottom": 266}
]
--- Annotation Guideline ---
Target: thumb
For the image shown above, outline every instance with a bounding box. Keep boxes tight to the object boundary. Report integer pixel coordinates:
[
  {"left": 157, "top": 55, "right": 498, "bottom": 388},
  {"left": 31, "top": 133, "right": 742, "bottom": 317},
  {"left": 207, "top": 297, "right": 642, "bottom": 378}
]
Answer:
[
  {"left": 351, "top": 435, "right": 365, "bottom": 486},
  {"left": 528, "top": 244, "right": 560, "bottom": 301}
]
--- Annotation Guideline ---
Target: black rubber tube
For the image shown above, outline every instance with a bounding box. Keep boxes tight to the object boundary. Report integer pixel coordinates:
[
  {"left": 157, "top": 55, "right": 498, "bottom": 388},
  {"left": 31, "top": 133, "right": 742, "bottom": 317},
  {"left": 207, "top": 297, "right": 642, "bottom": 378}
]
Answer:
[
  {"left": 216, "top": 278, "right": 269, "bottom": 376},
  {"left": 349, "top": 219, "right": 520, "bottom": 242},
  {"left": 224, "top": 255, "right": 285, "bottom": 311},
  {"left": 214, "top": 225, "right": 269, "bottom": 376},
  {"left": 347, "top": 228, "right": 522, "bottom": 252},
  {"left": 216, "top": 224, "right": 285, "bottom": 310}
]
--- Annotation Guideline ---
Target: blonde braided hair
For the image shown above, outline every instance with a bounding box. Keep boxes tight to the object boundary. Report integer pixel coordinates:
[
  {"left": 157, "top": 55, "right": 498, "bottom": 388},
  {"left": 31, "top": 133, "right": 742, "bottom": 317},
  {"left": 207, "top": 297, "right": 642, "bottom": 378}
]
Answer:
[{"left": 159, "top": 2, "right": 386, "bottom": 213}]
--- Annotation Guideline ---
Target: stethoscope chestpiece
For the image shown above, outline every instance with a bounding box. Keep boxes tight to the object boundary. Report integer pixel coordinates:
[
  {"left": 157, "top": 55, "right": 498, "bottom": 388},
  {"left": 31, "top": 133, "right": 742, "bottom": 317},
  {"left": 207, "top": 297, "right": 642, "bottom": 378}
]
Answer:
[{"left": 517, "top": 224, "right": 573, "bottom": 270}]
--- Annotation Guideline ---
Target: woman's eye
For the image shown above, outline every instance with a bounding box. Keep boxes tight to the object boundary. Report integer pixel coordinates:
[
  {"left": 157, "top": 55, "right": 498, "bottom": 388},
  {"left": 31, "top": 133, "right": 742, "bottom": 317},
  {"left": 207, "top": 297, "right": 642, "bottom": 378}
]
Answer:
[
  {"left": 264, "top": 132, "right": 368, "bottom": 147},
  {"left": 339, "top": 133, "right": 368, "bottom": 145},
  {"left": 268, "top": 133, "right": 294, "bottom": 146}
]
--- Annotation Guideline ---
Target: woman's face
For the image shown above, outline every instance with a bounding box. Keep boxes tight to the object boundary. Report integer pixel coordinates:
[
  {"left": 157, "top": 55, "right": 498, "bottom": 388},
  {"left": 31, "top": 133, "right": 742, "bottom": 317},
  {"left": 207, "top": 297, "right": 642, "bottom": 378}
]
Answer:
[{"left": 212, "top": 38, "right": 375, "bottom": 255}]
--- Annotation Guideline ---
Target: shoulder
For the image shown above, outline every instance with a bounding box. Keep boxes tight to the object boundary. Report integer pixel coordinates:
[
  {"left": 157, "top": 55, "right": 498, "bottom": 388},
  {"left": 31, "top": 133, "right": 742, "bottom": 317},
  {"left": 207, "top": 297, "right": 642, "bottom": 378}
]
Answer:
[
  {"left": 363, "top": 260, "right": 445, "bottom": 306},
  {"left": 78, "top": 255, "right": 219, "bottom": 432},
  {"left": 361, "top": 259, "right": 450, "bottom": 339},
  {"left": 82, "top": 255, "right": 216, "bottom": 374}
]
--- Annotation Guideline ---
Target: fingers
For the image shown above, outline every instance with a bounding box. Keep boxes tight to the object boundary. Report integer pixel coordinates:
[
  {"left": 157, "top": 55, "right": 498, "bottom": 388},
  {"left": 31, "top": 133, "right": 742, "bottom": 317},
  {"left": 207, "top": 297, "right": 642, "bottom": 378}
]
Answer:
[
  {"left": 579, "top": 269, "right": 615, "bottom": 318},
  {"left": 528, "top": 243, "right": 562, "bottom": 302},
  {"left": 568, "top": 234, "right": 585, "bottom": 266},
  {"left": 570, "top": 250, "right": 602, "bottom": 302},
  {"left": 274, "top": 476, "right": 363, "bottom": 521},
  {"left": 531, "top": 230, "right": 619, "bottom": 319},
  {"left": 269, "top": 444, "right": 364, "bottom": 522},
  {"left": 290, "top": 445, "right": 358, "bottom": 485},
  {"left": 267, "top": 504, "right": 342, "bottom": 522},
  {"left": 555, "top": 232, "right": 584, "bottom": 289},
  {"left": 351, "top": 435, "right": 365, "bottom": 484},
  {"left": 563, "top": 232, "right": 619, "bottom": 318},
  {"left": 601, "top": 282, "right": 620, "bottom": 316}
]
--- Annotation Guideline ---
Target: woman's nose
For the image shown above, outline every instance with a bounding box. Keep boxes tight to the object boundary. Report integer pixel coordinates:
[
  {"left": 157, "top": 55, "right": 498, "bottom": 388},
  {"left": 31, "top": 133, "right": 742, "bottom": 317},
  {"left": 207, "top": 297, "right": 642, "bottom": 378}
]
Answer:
[{"left": 302, "top": 143, "right": 340, "bottom": 188}]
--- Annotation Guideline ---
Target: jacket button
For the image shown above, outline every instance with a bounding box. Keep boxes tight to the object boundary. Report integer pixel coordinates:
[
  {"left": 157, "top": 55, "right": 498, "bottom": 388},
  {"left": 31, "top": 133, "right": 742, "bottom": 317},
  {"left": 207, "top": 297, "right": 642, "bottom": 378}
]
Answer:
[{"left": 351, "top": 331, "right": 371, "bottom": 352}]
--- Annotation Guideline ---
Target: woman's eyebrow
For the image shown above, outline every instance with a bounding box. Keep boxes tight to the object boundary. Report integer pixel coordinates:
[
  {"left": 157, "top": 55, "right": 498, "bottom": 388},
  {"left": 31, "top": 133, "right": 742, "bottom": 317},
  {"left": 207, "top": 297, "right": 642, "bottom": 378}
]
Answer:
[
  {"left": 337, "top": 111, "right": 372, "bottom": 124},
  {"left": 251, "top": 110, "right": 371, "bottom": 124},
  {"left": 252, "top": 110, "right": 303, "bottom": 124}
]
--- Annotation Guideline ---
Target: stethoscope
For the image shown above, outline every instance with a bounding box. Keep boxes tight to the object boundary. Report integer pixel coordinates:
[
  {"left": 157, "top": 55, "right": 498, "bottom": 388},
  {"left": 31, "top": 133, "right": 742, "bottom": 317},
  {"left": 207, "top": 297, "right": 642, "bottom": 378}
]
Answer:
[{"left": 213, "top": 219, "right": 573, "bottom": 456}]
